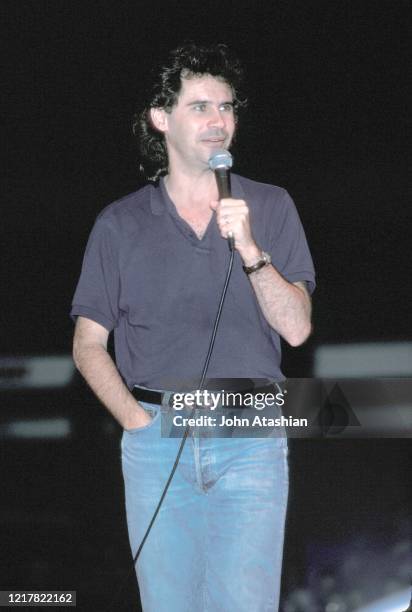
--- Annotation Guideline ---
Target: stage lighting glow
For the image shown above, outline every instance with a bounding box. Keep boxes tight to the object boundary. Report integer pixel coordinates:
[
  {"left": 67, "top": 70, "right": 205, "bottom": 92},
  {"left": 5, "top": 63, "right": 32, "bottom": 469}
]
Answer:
[
  {"left": 2, "top": 418, "right": 71, "bottom": 439},
  {"left": 314, "top": 342, "right": 412, "bottom": 377},
  {"left": 356, "top": 587, "right": 411, "bottom": 611},
  {"left": 0, "top": 355, "right": 75, "bottom": 389}
]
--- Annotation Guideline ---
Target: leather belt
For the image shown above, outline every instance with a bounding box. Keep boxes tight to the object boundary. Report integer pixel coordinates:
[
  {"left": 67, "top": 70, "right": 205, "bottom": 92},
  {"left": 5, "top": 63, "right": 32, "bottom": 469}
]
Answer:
[{"left": 132, "top": 387, "right": 169, "bottom": 405}]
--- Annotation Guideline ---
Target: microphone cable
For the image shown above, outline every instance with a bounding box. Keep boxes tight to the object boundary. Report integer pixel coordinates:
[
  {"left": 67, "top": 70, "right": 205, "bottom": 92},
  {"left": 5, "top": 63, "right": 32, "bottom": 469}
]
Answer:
[{"left": 131, "top": 242, "right": 235, "bottom": 564}]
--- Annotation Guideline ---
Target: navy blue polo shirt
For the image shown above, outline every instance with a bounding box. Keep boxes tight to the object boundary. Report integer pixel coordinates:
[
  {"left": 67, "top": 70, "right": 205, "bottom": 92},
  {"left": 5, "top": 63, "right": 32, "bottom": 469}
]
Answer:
[{"left": 71, "top": 174, "right": 315, "bottom": 390}]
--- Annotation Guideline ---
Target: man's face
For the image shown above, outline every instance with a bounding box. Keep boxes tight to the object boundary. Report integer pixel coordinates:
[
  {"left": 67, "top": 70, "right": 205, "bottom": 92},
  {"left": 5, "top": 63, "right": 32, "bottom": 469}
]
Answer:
[{"left": 152, "top": 74, "right": 236, "bottom": 173}]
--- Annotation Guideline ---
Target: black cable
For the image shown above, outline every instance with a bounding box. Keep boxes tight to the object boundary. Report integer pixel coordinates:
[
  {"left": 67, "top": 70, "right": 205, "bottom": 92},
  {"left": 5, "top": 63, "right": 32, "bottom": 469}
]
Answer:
[
  {"left": 103, "top": 243, "right": 235, "bottom": 611},
  {"left": 133, "top": 245, "right": 234, "bottom": 562}
]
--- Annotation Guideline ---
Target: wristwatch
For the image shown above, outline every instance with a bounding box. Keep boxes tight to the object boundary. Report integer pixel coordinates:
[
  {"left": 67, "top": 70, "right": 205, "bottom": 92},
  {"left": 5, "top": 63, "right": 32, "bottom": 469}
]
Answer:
[{"left": 242, "top": 251, "right": 271, "bottom": 275}]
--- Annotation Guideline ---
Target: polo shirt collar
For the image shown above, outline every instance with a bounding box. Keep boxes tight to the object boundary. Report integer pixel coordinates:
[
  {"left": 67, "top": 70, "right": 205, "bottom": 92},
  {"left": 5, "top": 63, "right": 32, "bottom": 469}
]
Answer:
[
  {"left": 149, "top": 174, "right": 245, "bottom": 216},
  {"left": 149, "top": 180, "right": 166, "bottom": 215}
]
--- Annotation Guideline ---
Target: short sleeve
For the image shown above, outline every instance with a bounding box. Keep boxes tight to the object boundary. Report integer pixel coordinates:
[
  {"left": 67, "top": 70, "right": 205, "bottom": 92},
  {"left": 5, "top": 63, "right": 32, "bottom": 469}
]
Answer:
[
  {"left": 70, "top": 217, "right": 120, "bottom": 331},
  {"left": 269, "top": 190, "right": 316, "bottom": 294}
]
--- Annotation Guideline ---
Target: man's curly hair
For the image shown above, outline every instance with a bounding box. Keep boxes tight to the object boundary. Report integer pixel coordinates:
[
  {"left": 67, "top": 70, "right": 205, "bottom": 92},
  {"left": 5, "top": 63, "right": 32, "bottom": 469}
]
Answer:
[{"left": 133, "top": 43, "right": 247, "bottom": 181}]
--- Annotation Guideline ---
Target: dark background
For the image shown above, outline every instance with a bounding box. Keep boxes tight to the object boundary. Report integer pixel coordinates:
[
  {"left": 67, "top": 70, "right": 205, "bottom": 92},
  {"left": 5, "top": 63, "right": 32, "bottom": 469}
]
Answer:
[{"left": 2, "top": 2, "right": 411, "bottom": 610}]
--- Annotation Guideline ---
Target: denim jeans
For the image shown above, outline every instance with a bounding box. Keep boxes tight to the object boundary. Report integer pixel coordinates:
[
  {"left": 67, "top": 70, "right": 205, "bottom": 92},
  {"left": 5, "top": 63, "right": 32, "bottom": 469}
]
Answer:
[{"left": 121, "top": 402, "right": 289, "bottom": 612}]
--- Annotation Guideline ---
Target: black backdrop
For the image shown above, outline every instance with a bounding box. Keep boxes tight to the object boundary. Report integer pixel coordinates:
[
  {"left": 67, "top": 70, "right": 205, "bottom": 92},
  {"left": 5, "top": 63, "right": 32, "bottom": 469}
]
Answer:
[{"left": 2, "top": 2, "right": 411, "bottom": 610}]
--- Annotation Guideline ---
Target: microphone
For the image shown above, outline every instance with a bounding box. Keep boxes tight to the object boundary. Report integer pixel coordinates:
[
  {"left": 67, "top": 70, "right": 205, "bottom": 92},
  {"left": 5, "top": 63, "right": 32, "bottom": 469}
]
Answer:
[{"left": 208, "top": 149, "right": 235, "bottom": 250}]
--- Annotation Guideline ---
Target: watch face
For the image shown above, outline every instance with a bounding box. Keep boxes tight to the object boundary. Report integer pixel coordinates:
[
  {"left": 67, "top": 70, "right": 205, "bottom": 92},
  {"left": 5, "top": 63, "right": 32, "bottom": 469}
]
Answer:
[{"left": 262, "top": 251, "right": 271, "bottom": 264}]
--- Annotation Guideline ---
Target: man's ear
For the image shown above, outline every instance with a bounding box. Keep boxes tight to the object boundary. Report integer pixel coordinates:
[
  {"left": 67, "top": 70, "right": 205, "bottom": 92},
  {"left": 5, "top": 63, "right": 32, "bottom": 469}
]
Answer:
[{"left": 150, "top": 107, "right": 168, "bottom": 133}]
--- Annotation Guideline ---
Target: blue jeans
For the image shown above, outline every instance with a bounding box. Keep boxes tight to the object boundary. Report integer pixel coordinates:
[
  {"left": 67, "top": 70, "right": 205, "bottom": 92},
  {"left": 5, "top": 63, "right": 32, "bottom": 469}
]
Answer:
[{"left": 121, "top": 402, "right": 289, "bottom": 611}]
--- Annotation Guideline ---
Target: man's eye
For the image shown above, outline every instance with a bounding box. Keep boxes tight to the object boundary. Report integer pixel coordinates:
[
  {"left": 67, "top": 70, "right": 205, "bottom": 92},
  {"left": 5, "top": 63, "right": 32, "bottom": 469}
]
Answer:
[
  {"left": 193, "top": 104, "right": 206, "bottom": 112},
  {"left": 220, "top": 103, "right": 233, "bottom": 112}
]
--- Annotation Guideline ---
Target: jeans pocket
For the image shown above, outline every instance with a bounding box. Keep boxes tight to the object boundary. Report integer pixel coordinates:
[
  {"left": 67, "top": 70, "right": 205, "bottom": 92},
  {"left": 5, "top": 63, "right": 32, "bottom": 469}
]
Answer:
[{"left": 123, "top": 403, "right": 161, "bottom": 434}]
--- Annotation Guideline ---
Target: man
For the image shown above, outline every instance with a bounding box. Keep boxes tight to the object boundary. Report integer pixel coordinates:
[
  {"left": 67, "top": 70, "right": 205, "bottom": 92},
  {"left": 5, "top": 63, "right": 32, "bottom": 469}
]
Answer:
[{"left": 71, "top": 43, "right": 315, "bottom": 611}]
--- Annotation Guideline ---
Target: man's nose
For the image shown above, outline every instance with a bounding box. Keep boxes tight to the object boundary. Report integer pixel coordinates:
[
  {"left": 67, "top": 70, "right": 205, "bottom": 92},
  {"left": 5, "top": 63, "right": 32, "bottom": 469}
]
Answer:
[{"left": 207, "top": 107, "right": 225, "bottom": 128}]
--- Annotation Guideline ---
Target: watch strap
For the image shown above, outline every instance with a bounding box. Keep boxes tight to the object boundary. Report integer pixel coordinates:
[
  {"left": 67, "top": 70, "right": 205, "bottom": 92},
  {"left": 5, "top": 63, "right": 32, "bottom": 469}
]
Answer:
[{"left": 243, "top": 251, "right": 271, "bottom": 275}]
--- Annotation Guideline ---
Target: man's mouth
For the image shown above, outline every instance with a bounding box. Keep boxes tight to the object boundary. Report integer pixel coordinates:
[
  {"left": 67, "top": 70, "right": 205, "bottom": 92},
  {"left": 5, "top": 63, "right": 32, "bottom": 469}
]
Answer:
[{"left": 202, "top": 137, "right": 226, "bottom": 144}]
